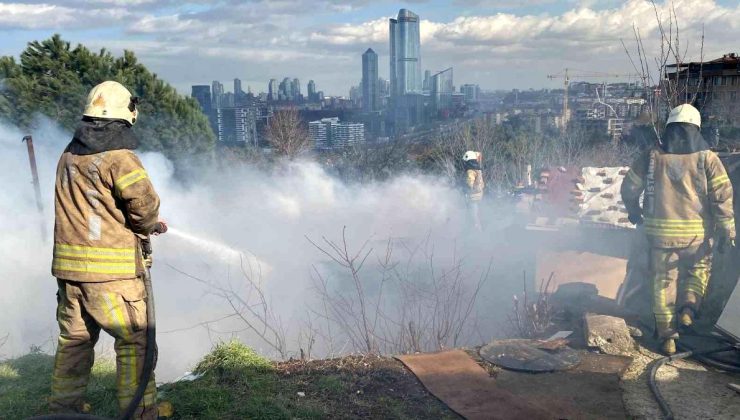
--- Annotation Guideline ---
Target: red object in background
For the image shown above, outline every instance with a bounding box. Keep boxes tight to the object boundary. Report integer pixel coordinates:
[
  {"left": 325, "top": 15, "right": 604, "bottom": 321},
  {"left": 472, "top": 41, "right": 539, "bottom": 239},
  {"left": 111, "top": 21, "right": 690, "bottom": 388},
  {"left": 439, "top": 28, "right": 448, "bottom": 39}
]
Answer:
[{"left": 538, "top": 166, "right": 580, "bottom": 217}]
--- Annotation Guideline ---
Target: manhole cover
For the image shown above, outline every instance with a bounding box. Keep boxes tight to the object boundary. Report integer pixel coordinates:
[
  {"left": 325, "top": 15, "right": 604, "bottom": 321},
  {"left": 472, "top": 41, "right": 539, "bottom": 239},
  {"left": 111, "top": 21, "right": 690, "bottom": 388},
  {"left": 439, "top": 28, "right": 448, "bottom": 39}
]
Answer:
[{"left": 479, "top": 339, "right": 581, "bottom": 373}]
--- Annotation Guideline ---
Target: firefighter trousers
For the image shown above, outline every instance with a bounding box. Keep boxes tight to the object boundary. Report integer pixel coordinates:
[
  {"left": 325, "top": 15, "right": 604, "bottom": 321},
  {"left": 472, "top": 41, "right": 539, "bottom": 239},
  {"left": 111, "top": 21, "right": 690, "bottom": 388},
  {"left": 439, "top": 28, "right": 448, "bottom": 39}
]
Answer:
[
  {"left": 650, "top": 243, "right": 711, "bottom": 338},
  {"left": 49, "top": 278, "right": 157, "bottom": 419}
]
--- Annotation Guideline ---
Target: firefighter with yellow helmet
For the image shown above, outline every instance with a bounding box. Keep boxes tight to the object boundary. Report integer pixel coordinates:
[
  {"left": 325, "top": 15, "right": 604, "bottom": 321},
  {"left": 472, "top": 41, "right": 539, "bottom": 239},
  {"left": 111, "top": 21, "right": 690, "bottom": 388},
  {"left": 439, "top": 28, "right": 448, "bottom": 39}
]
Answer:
[
  {"left": 621, "top": 104, "right": 735, "bottom": 355},
  {"left": 49, "top": 81, "right": 166, "bottom": 418},
  {"left": 463, "top": 150, "right": 485, "bottom": 230}
]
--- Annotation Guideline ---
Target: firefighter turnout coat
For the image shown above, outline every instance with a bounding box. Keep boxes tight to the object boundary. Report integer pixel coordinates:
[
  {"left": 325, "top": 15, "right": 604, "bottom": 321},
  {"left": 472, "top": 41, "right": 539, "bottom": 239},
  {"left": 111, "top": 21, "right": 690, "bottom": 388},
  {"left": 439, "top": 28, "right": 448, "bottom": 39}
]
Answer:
[
  {"left": 621, "top": 145, "right": 735, "bottom": 248},
  {"left": 52, "top": 120, "right": 160, "bottom": 282}
]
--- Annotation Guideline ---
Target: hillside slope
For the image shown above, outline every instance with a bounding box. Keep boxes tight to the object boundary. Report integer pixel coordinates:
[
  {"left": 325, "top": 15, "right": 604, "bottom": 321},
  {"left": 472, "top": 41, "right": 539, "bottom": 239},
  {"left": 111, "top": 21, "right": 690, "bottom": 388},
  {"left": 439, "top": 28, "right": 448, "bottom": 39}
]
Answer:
[{"left": 0, "top": 341, "right": 457, "bottom": 419}]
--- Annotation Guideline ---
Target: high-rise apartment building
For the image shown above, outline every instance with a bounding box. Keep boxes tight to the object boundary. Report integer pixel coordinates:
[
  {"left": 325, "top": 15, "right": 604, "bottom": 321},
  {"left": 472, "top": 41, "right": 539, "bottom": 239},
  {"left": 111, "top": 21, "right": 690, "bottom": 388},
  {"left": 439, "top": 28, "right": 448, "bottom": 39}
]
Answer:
[
  {"left": 307, "top": 80, "right": 317, "bottom": 102},
  {"left": 191, "top": 85, "right": 212, "bottom": 115},
  {"left": 423, "top": 70, "right": 431, "bottom": 92},
  {"left": 431, "top": 68, "right": 454, "bottom": 112},
  {"left": 362, "top": 48, "right": 379, "bottom": 112},
  {"left": 309, "top": 117, "right": 365, "bottom": 150},
  {"left": 389, "top": 9, "right": 422, "bottom": 98},
  {"left": 211, "top": 80, "right": 224, "bottom": 108},
  {"left": 268, "top": 79, "right": 278, "bottom": 101},
  {"left": 378, "top": 78, "right": 390, "bottom": 98},
  {"left": 222, "top": 92, "right": 235, "bottom": 108},
  {"left": 292, "top": 78, "right": 301, "bottom": 100},
  {"left": 349, "top": 85, "right": 361, "bottom": 107},
  {"left": 279, "top": 77, "right": 293, "bottom": 101},
  {"left": 461, "top": 84, "right": 480, "bottom": 103},
  {"left": 216, "top": 107, "right": 259, "bottom": 145}
]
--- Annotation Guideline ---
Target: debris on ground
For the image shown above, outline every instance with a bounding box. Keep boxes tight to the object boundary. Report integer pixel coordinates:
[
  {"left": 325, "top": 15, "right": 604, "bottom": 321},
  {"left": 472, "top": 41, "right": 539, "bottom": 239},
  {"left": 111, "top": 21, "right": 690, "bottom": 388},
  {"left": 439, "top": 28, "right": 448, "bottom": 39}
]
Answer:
[
  {"left": 728, "top": 383, "right": 740, "bottom": 395},
  {"left": 479, "top": 339, "right": 581, "bottom": 373},
  {"left": 397, "top": 350, "right": 554, "bottom": 420},
  {"left": 620, "top": 345, "right": 740, "bottom": 419},
  {"left": 584, "top": 313, "right": 635, "bottom": 356}
]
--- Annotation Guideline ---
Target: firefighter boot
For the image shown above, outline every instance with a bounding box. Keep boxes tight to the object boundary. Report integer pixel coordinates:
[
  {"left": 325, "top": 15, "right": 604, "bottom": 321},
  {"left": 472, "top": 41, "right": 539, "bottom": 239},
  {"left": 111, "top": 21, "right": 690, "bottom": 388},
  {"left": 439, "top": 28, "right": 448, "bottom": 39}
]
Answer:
[
  {"left": 661, "top": 338, "right": 677, "bottom": 356},
  {"left": 679, "top": 307, "right": 694, "bottom": 329}
]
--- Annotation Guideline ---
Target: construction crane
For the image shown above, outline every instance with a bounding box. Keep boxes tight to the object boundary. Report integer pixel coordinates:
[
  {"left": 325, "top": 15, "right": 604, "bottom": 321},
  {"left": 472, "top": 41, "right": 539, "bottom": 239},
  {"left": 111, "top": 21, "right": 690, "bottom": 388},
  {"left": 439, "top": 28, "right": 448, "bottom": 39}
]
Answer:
[{"left": 547, "top": 69, "right": 638, "bottom": 133}]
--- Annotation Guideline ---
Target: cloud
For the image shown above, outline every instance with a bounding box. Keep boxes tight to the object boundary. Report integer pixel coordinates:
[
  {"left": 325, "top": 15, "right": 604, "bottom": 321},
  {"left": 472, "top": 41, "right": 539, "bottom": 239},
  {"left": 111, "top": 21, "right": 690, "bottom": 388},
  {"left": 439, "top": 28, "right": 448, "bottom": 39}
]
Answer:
[
  {"left": 1, "top": 0, "right": 738, "bottom": 93},
  {"left": 0, "top": 2, "right": 131, "bottom": 29}
]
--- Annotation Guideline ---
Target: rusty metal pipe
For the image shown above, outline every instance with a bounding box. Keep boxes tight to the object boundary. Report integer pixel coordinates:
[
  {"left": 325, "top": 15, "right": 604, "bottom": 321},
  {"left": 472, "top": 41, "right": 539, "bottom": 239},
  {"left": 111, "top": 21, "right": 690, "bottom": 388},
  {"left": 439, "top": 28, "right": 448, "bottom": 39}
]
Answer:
[{"left": 23, "top": 135, "right": 47, "bottom": 239}]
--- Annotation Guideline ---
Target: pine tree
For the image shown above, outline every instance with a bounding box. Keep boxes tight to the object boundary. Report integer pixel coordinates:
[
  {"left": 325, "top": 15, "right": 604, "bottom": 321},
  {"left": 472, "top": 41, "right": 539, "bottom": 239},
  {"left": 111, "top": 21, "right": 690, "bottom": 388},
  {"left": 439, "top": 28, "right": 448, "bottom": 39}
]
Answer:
[{"left": 0, "top": 34, "right": 215, "bottom": 161}]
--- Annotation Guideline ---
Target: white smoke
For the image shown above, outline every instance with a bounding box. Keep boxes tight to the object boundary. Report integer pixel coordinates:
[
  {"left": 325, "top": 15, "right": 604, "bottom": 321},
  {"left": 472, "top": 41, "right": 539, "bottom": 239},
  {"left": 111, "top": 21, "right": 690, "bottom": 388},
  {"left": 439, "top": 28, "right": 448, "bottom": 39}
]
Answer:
[{"left": 0, "top": 118, "right": 527, "bottom": 380}]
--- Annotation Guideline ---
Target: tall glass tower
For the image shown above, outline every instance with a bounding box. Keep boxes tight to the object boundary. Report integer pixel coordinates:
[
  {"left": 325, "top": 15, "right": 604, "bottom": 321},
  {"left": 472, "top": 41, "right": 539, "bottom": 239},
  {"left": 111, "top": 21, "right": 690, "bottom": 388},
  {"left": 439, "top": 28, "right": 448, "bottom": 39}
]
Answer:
[
  {"left": 389, "top": 9, "right": 422, "bottom": 98},
  {"left": 362, "top": 48, "right": 379, "bottom": 112}
]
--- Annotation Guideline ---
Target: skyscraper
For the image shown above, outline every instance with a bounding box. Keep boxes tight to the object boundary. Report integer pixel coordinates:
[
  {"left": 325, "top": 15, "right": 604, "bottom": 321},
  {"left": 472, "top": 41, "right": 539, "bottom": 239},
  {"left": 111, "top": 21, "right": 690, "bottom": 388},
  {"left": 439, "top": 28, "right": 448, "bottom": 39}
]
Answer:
[
  {"left": 234, "top": 78, "right": 243, "bottom": 96},
  {"left": 191, "top": 85, "right": 212, "bottom": 115},
  {"left": 268, "top": 79, "right": 278, "bottom": 101},
  {"left": 389, "top": 9, "right": 422, "bottom": 98},
  {"left": 362, "top": 48, "right": 379, "bottom": 112},
  {"left": 280, "top": 77, "right": 293, "bottom": 101},
  {"left": 292, "top": 78, "right": 301, "bottom": 101},
  {"left": 423, "top": 70, "right": 431, "bottom": 92},
  {"left": 431, "top": 67, "right": 454, "bottom": 112},
  {"left": 211, "top": 80, "right": 224, "bottom": 108},
  {"left": 307, "top": 80, "right": 316, "bottom": 102}
]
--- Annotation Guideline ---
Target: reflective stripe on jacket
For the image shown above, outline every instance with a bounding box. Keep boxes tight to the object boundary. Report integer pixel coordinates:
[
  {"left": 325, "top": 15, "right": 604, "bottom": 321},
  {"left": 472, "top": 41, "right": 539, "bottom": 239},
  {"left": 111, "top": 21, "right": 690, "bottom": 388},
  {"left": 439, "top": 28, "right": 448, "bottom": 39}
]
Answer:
[
  {"left": 621, "top": 148, "right": 735, "bottom": 248},
  {"left": 466, "top": 169, "right": 484, "bottom": 201},
  {"left": 53, "top": 149, "right": 160, "bottom": 281}
]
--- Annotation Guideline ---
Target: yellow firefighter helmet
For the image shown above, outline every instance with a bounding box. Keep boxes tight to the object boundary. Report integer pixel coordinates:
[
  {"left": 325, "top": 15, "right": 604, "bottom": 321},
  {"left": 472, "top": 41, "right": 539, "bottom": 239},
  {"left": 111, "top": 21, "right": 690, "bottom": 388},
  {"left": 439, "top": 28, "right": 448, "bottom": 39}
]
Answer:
[
  {"left": 463, "top": 151, "right": 481, "bottom": 161},
  {"left": 666, "top": 104, "right": 701, "bottom": 128},
  {"left": 83, "top": 81, "right": 139, "bottom": 125}
]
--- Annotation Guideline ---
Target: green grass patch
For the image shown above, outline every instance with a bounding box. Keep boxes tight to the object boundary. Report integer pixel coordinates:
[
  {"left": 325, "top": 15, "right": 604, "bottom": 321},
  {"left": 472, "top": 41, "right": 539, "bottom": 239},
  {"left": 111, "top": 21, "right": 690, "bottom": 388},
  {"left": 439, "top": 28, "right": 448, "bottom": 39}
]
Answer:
[
  {"left": 195, "top": 340, "right": 273, "bottom": 377},
  {"left": 316, "top": 374, "right": 345, "bottom": 394},
  {"left": 0, "top": 340, "right": 455, "bottom": 419},
  {"left": 0, "top": 351, "right": 117, "bottom": 419}
]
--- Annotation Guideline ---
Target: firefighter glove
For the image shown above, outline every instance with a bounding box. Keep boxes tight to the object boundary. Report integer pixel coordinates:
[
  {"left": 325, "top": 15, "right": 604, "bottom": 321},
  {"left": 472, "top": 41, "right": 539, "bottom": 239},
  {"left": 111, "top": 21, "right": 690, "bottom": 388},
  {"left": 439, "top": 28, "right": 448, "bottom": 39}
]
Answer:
[
  {"left": 628, "top": 212, "right": 644, "bottom": 226},
  {"left": 151, "top": 221, "right": 168, "bottom": 235},
  {"left": 716, "top": 236, "right": 735, "bottom": 254}
]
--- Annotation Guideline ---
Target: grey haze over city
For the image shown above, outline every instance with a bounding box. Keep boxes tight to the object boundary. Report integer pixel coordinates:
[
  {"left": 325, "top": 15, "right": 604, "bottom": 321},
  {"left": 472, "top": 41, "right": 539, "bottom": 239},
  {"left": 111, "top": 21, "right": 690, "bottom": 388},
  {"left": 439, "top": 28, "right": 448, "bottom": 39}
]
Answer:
[{"left": 1, "top": 0, "right": 738, "bottom": 96}]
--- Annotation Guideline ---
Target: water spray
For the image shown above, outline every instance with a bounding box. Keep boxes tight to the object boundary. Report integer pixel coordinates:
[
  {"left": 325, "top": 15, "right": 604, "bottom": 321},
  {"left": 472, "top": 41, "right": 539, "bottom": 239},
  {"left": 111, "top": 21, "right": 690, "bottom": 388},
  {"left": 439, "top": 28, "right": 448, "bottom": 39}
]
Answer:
[
  {"left": 166, "top": 227, "right": 242, "bottom": 261},
  {"left": 165, "top": 227, "right": 271, "bottom": 273}
]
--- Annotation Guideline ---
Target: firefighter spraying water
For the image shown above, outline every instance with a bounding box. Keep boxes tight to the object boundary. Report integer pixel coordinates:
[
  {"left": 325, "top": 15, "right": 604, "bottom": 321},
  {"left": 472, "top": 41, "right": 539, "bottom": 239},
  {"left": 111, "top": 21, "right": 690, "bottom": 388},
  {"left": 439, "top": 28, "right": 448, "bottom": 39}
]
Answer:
[{"left": 46, "top": 81, "right": 167, "bottom": 419}]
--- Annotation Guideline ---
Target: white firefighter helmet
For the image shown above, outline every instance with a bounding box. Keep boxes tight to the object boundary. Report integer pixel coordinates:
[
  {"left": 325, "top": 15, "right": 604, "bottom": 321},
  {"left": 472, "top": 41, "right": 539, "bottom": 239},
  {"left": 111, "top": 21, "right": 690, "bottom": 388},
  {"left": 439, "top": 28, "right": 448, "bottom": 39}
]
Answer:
[
  {"left": 83, "top": 81, "right": 138, "bottom": 125},
  {"left": 666, "top": 104, "right": 701, "bottom": 128},
  {"left": 463, "top": 151, "right": 480, "bottom": 161}
]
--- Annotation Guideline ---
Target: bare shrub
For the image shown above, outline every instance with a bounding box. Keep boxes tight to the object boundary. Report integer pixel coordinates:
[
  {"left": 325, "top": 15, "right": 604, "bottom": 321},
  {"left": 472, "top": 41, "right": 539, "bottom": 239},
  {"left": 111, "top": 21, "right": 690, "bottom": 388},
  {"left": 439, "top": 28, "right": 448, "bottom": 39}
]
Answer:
[
  {"left": 308, "top": 228, "right": 489, "bottom": 355},
  {"left": 266, "top": 108, "right": 311, "bottom": 160},
  {"left": 0, "top": 333, "right": 8, "bottom": 359},
  {"left": 167, "top": 254, "right": 289, "bottom": 359},
  {"left": 621, "top": 0, "right": 706, "bottom": 140},
  {"left": 508, "top": 272, "right": 556, "bottom": 338}
]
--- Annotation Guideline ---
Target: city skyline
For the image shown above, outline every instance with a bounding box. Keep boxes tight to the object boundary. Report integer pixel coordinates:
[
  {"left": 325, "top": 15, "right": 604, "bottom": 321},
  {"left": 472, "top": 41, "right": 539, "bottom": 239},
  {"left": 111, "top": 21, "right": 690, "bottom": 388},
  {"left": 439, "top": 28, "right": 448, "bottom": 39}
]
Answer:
[{"left": 4, "top": 1, "right": 736, "bottom": 96}]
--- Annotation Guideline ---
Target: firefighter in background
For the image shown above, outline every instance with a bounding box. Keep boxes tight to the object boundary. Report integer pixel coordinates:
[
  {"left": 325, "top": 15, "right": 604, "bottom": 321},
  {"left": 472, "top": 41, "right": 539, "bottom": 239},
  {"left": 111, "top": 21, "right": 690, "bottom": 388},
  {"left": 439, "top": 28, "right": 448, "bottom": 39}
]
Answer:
[
  {"left": 463, "top": 151, "right": 485, "bottom": 231},
  {"left": 50, "top": 81, "right": 166, "bottom": 418},
  {"left": 621, "top": 104, "right": 735, "bottom": 355}
]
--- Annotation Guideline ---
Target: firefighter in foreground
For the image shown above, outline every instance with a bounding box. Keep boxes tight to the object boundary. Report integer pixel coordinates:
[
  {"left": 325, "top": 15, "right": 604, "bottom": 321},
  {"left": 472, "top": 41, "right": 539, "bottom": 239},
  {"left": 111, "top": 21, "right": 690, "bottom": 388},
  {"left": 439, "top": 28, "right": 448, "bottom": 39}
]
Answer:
[
  {"left": 50, "top": 81, "right": 166, "bottom": 418},
  {"left": 621, "top": 104, "right": 735, "bottom": 355},
  {"left": 463, "top": 151, "right": 485, "bottom": 230}
]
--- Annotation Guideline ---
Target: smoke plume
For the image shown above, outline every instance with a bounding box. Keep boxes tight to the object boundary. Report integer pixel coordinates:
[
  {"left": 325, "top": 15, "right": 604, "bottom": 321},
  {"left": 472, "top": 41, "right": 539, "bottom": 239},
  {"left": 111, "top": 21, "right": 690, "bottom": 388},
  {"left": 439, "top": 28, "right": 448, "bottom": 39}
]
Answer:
[{"left": 0, "top": 118, "right": 528, "bottom": 380}]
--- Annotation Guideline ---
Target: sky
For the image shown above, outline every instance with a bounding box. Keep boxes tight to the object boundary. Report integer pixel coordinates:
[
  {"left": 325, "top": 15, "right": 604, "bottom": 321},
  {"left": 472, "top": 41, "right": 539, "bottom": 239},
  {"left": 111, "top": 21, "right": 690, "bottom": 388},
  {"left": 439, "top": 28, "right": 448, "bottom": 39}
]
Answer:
[{"left": 0, "top": 0, "right": 738, "bottom": 96}]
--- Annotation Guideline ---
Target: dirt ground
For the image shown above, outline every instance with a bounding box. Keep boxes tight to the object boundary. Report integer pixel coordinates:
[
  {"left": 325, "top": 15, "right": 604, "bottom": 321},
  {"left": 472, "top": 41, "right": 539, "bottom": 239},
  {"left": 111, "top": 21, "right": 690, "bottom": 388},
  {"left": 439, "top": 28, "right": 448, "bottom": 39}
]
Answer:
[
  {"left": 273, "top": 355, "right": 460, "bottom": 419},
  {"left": 620, "top": 345, "right": 740, "bottom": 419}
]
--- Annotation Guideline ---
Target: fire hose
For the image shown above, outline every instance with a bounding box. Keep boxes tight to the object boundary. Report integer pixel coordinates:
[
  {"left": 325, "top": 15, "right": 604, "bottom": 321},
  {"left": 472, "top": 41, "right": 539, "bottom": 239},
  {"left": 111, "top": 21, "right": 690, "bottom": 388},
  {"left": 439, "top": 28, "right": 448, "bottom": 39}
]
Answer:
[
  {"left": 31, "top": 227, "right": 164, "bottom": 420},
  {"left": 648, "top": 333, "right": 740, "bottom": 420}
]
